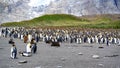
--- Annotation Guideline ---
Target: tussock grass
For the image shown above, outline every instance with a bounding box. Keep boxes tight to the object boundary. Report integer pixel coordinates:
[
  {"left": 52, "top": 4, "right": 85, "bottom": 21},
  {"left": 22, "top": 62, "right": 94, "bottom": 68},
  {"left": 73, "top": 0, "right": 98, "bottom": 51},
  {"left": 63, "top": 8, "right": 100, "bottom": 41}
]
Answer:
[{"left": 1, "top": 14, "right": 120, "bottom": 29}]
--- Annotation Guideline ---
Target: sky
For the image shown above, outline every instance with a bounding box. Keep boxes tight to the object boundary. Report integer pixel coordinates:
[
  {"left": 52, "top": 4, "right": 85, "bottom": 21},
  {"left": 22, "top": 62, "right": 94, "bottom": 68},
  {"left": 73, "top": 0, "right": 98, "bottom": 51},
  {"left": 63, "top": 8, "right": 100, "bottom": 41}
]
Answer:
[{"left": 28, "top": 0, "right": 54, "bottom": 7}]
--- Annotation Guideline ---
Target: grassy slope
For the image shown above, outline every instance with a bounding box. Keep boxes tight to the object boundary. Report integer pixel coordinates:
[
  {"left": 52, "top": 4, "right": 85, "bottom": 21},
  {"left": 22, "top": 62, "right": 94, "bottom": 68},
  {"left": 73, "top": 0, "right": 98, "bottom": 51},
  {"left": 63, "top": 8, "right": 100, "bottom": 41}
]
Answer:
[{"left": 1, "top": 14, "right": 120, "bottom": 29}]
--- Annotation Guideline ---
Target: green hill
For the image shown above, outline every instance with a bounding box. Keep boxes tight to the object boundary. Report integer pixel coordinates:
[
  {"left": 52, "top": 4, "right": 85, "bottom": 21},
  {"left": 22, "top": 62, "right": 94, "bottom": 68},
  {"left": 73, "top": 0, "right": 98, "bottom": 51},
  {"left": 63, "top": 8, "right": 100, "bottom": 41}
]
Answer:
[{"left": 1, "top": 14, "right": 120, "bottom": 29}]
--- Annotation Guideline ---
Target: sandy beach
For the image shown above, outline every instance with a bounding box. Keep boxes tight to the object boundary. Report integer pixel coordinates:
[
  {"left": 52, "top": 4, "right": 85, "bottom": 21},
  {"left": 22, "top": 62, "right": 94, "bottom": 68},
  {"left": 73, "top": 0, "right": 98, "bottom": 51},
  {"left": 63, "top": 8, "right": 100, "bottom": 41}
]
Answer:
[{"left": 0, "top": 37, "right": 120, "bottom": 68}]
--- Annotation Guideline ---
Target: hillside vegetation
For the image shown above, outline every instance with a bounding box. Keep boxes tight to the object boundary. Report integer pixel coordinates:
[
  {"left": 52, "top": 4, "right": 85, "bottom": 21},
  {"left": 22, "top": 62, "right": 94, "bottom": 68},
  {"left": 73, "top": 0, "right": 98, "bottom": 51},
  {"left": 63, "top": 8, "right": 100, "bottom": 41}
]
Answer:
[{"left": 1, "top": 14, "right": 120, "bottom": 29}]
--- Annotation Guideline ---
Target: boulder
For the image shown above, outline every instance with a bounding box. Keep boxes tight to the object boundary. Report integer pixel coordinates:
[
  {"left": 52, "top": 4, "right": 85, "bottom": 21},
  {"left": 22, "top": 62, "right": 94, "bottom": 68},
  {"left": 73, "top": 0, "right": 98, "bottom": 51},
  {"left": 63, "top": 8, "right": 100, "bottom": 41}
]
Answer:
[
  {"left": 78, "top": 52, "right": 83, "bottom": 55},
  {"left": 92, "top": 55, "right": 100, "bottom": 59},
  {"left": 18, "top": 60, "right": 27, "bottom": 64}
]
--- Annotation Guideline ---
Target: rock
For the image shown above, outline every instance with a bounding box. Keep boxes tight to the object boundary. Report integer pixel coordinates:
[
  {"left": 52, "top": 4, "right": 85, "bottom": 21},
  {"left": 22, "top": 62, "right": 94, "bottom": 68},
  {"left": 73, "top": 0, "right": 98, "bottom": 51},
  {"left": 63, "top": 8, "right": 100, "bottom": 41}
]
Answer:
[
  {"left": 92, "top": 55, "right": 100, "bottom": 59},
  {"left": 98, "top": 64, "right": 104, "bottom": 67},
  {"left": 98, "top": 47, "right": 104, "bottom": 49},
  {"left": 105, "top": 54, "right": 119, "bottom": 57},
  {"left": 61, "top": 58, "right": 66, "bottom": 61},
  {"left": 57, "top": 65, "right": 62, "bottom": 68},
  {"left": 78, "top": 52, "right": 83, "bottom": 55},
  {"left": 118, "top": 45, "right": 120, "bottom": 46},
  {"left": 35, "top": 66, "right": 41, "bottom": 68},
  {"left": 18, "top": 60, "right": 27, "bottom": 64},
  {"left": 0, "top": 47, "right": 3, "bottom": 49}
]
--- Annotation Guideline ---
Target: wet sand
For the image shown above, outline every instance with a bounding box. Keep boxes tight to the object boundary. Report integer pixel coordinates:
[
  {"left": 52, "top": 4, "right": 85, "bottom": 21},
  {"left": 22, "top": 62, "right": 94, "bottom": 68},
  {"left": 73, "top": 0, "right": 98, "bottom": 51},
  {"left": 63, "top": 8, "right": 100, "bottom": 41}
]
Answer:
[{"left": 0, "top": 37, "right": 120, "bottom": 68}]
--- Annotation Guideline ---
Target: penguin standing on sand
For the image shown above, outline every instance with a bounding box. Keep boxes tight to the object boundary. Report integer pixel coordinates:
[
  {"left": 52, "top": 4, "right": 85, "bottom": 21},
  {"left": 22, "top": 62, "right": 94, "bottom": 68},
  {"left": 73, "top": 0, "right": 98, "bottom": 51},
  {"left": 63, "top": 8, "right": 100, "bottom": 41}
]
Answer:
[
  {"left": 11, "top": 42, "right": 17, "bottom": 59},
  {"left": 31, "top": 38, "right": 37, "bottom": 54}
]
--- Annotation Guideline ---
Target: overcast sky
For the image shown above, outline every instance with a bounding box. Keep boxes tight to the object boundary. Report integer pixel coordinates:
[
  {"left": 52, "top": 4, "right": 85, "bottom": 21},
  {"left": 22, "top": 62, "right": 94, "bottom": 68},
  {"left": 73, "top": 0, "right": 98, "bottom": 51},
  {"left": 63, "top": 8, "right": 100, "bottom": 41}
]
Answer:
[{"left": 28, "top": 0, "right": 54, "bottom": 6}]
